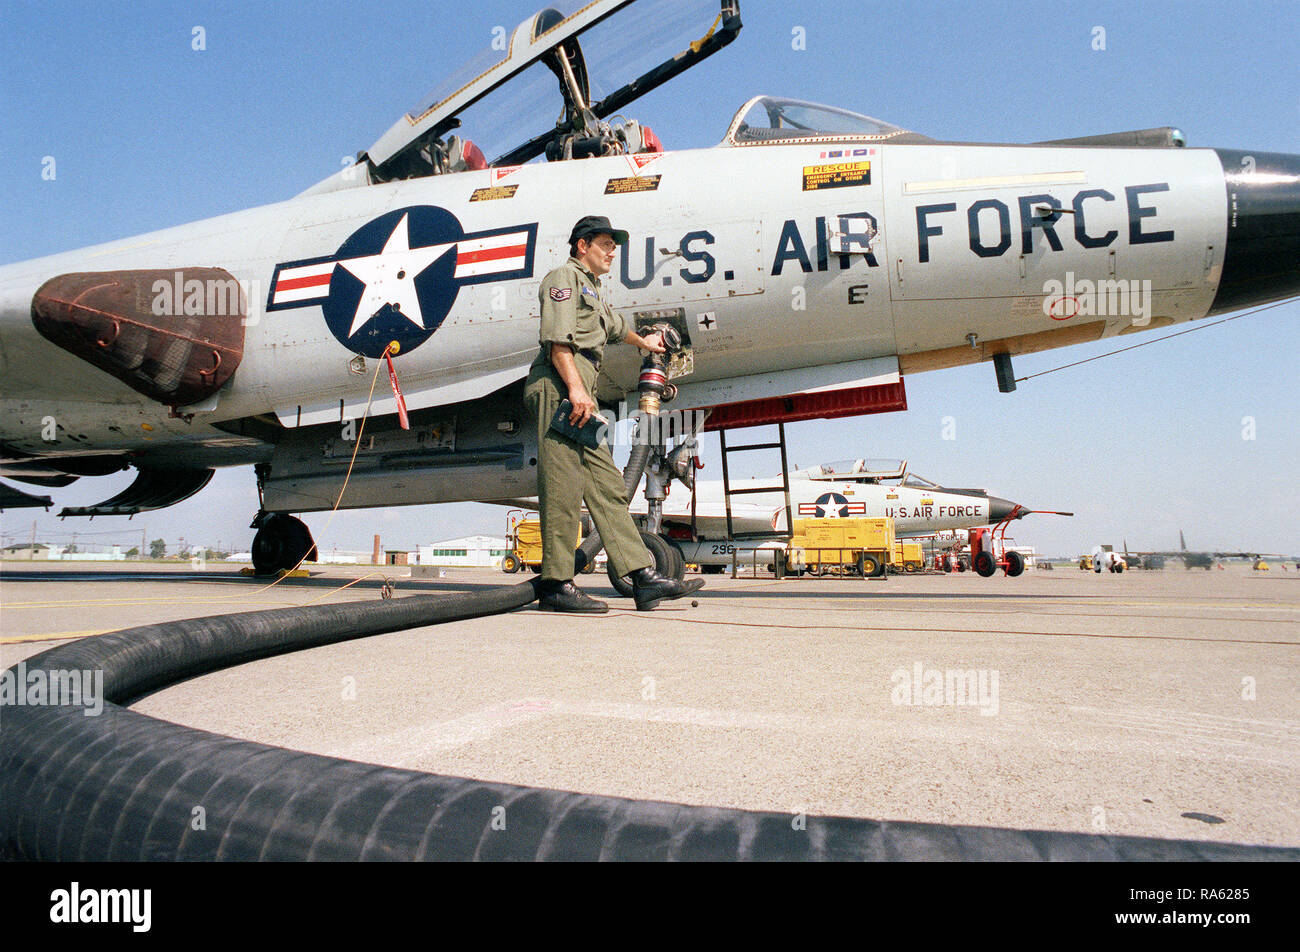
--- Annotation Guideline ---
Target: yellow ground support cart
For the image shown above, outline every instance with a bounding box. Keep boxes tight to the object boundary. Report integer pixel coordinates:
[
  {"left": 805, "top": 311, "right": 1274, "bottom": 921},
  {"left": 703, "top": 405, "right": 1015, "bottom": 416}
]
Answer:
[
  {"left": 501, "top": 510, "right": 593, "bottom": 574},
  {"left": 891, "top": 540, "right": 924, "bottom": 573},
  {"left": 782, "top": 517, "right": 896, "bottom": 578}
]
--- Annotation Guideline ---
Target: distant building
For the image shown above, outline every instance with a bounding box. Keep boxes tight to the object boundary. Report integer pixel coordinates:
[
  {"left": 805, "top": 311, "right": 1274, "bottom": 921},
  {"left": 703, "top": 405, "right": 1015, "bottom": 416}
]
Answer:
[
  {"left": 418, "top": 536, "right": 511, "bottom": 568},
  {"left": 2, "top": 543, "right": 124, "bottom": 561}
]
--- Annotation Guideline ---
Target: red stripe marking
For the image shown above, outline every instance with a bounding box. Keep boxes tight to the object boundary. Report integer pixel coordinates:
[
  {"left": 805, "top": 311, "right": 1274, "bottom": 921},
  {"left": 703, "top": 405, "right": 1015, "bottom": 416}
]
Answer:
[
  {"left": 277, "top": 272, "right": 333, "bottom": 292},
  {"left": 456, "top": 243, "right": 525, "bottom": 265}
]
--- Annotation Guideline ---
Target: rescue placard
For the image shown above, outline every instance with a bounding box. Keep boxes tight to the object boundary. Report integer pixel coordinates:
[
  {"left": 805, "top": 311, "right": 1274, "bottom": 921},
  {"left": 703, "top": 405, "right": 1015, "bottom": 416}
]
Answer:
[
  {"left": 469, "top": 184, "right": 519, "bottom": 202},
  {"left": 605, "top": 175, "right": 662, "bottom": 195},
  {"left": 802, "top": 161, "right": 871, "bottom": 191}
]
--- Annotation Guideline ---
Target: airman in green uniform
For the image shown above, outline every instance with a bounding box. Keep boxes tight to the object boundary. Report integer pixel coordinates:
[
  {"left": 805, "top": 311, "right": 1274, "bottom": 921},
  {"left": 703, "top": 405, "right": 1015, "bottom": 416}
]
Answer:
[{"left": 525, "top": 215, "right": 705, "bottom": 613}]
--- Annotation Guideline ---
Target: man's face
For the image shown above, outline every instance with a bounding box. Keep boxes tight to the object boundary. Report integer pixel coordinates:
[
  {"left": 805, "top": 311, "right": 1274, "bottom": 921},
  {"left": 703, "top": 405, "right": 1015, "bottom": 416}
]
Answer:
[{"left": 577, "top": 233, "right": 618, "bottom": 277}]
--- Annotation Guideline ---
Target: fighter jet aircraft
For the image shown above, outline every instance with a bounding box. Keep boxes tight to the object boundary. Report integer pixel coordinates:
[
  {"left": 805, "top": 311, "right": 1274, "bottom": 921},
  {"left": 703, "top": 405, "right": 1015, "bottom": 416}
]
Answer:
[
  {"left": 1, "top": 0, "right": 1297, "bottom": 575},
  {"left": 624, "top": 457, "right": 1069, "bottom": 568}
]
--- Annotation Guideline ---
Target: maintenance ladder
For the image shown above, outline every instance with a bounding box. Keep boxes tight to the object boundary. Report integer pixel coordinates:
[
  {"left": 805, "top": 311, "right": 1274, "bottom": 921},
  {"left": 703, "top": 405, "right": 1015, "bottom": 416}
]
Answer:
[{"left": 714, "top": 422, "right": 795, "bottom": 544}]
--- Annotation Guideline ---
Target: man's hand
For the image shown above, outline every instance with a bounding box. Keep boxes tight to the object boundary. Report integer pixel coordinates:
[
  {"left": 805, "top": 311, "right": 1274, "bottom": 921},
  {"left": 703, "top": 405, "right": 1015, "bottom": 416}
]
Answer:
[
  {"left": 549, "top": 344, "right": 598, "bottom": 425},
  {"left": 568, "top": 387, "right": 598, "bottom": 426},
  {"left": 635, "top": 330, "right": 666, "bottom": 354}
]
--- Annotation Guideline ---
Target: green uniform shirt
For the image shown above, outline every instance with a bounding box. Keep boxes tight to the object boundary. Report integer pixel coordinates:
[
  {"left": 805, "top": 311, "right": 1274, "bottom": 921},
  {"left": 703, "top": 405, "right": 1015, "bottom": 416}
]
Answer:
[{"left": 533, "top": 257, "right": 629, "bottom": 372}]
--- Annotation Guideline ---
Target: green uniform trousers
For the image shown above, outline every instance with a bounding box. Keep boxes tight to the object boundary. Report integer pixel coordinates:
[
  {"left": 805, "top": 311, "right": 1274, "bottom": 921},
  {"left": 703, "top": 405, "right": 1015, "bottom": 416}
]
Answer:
[{"left": 524, "top": 358, "right": 653, "bottom": 582}]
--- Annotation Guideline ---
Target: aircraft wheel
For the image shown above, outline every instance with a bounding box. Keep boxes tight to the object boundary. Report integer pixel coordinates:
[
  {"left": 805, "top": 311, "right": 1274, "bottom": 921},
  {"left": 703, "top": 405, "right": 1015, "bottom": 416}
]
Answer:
[
  {"left": 974, "top": 551, "right": 997, "bottom": 578},
  {"left": 664, "top": 538, "right": 686, "bottom": 581},
  {"left": 251, "top": 513, "right": 316, "bottom": 576},
  {"left": 501, "top": 552, "right": 521, "bottom": 574},
  {"left": 1005, "top": 551, "right": 1025, "bottom": 577}
]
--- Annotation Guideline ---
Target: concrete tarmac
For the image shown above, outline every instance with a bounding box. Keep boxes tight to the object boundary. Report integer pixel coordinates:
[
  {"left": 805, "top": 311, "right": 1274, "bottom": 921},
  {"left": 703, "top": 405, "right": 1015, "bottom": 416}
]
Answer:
[{"left": 2, "top": 560, "right": 1297, "bottom": 849}]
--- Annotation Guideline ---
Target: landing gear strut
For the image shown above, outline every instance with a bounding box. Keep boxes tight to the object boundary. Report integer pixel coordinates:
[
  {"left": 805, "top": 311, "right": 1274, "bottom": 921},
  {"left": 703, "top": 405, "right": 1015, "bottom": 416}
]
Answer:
[{"left": 251, "top": 512, "right": 318, "bottom": 576}]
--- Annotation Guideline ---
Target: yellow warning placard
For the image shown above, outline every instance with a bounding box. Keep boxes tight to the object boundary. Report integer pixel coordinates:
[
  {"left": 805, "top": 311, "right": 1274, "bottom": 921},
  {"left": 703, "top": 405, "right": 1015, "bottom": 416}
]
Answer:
[
  {"left": 605, "top": 175, "right": 662, "bottom": 195},
  {"left": 469, "top": 184, "right": 519, "bottom": 202},
  {"left": 802, "top": 161, "right": 871, "bottom": 191}
]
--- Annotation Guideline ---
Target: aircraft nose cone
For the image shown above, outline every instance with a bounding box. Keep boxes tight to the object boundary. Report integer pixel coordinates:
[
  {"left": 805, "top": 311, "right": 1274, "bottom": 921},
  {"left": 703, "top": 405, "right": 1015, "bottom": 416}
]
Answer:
[
  {"left": 986, "top": 497, "right": 1024, "bottom": 523},
  {"left": 1209, "top": 149, "right": 1300, "bottom": 314}
]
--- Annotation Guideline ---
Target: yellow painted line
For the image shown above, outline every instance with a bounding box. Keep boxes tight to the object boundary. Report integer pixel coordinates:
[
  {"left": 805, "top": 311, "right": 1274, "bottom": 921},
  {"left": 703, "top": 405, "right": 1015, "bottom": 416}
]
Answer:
[{"left": 1, "top": 629, "right": 110, "bottom": 645}]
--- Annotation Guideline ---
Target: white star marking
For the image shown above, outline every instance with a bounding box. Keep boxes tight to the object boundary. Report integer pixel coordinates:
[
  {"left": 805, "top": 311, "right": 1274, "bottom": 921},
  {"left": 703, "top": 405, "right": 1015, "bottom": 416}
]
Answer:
[
  {"left": 817, "top": 494, "right": 847, "bottom": 518},
  {"left": 337, "top": 213, "right": 456, "bottom": 338}
]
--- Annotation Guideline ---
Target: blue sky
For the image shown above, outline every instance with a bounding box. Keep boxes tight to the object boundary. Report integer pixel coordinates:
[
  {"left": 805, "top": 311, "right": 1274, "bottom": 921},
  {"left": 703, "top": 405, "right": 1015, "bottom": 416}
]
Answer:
[{"left": 1, "top": 0, "right": 1297, "bottom": 558}]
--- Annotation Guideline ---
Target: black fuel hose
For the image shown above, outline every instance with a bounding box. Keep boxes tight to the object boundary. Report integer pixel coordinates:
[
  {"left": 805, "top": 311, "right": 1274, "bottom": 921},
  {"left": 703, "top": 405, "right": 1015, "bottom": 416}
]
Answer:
[{"left": 3, "top": 577, "right": 1295, "bottom": 860}]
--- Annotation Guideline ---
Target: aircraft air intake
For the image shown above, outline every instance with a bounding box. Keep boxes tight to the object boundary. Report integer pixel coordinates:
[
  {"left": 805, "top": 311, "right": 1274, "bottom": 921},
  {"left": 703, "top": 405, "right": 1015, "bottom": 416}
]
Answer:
[{"left": 30, "top": 269, "right": 247, "bottom": 408}]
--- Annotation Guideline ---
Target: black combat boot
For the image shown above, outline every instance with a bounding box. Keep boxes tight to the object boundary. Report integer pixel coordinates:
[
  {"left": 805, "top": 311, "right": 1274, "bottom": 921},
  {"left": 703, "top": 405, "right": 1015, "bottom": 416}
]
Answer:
[
  {"left": 629, "top": 567, "right": 705, "bottom": 611},
  {"left": 538, "top": 579, "right": 608, "bottom": 613}
]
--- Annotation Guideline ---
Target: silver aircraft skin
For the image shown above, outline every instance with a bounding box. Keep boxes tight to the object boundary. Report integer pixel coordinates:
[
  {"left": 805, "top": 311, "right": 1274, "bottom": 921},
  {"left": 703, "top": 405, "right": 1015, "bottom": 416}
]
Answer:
[{"left": 1, "top": 1, "right": 1297, "bottom": 568}]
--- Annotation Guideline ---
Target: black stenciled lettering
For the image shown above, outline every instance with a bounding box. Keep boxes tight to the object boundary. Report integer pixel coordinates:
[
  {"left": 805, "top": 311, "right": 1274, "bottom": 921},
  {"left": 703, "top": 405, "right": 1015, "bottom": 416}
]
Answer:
[
  {"left": 916, "top": 203, "right": 957, "bottom": 263},
  {"left": 1126, "top": 183, "right": 1175, "bottom": 244}
]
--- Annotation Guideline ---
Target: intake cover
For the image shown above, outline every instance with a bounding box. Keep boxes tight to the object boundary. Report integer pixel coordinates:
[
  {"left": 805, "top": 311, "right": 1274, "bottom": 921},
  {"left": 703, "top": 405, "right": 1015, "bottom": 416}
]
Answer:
[{"left": 31, "top": 269, "right": 246, "bottom": 407}]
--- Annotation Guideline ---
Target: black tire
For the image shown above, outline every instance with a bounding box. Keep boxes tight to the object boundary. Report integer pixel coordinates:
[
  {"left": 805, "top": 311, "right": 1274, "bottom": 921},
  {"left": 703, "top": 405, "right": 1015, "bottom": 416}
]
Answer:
[
  {"left": 860, "top": 555, "right": 879, "bottom": 577},
  {"left": 1005, "top": 550, "right": 1025, "bottom": 577},
  {"left": 702, "top": 564, "right": 726, "bottom": 575},
  {"left": 940, "top": 555, "right": 952, "bottom": 573},
  {"left": 251, "top": 513, "right": 315, "bottom": 576},
  {"left": 608, "top": 531, "right": 675, "bottom": 596},
  {"left": 974, "top": 551, "right": 997, "bottom": 577},
  {"left": 871, "top": 556, "right": 887, "bottom": 578},
  {"left": 664, "top": 538, "right": 686, "bottom": 580},
  {"left": 501, "top": 553, "right": 521, "bottom": 574},
  {"left": 905, "top": 561, "right": 920, "bottom": 574},
  {"left": 580, "top": 553, "right": 597, "bottom": 574}
]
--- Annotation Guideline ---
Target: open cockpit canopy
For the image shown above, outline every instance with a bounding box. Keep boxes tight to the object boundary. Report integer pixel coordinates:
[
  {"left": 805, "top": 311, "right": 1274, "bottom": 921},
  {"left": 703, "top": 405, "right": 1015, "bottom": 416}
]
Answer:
[
  {"left": 311, "top": 0, "right": 740, "bottom": 192},
  {"left": 805, "top": 459, "right": 909, "bottom": 482},
  {"left": 724, "top": 96, "right": 922, "bottom": 146}
]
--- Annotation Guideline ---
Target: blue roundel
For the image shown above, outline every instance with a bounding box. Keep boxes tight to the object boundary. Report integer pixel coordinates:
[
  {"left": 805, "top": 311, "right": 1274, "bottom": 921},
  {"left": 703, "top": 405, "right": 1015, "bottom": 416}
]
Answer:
[
  {"left": 814, "top": 493, "right": 850, "bottom": 518},
  {"left": 321, "top": 205, "right": 464, "bottom": 358}
]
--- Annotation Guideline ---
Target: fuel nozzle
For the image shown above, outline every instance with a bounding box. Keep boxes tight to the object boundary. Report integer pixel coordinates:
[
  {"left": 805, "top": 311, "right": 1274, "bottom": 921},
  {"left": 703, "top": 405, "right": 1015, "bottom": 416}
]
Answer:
[{"left": 637, "top": 323, "right": 682, "bottom": 416}]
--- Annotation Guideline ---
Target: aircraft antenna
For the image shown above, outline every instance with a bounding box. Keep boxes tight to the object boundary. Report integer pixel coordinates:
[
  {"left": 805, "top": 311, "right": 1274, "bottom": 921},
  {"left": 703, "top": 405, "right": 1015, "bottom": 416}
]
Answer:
[{"left": 1015, "top": 296, "right": 1297, "bottom": 383}]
